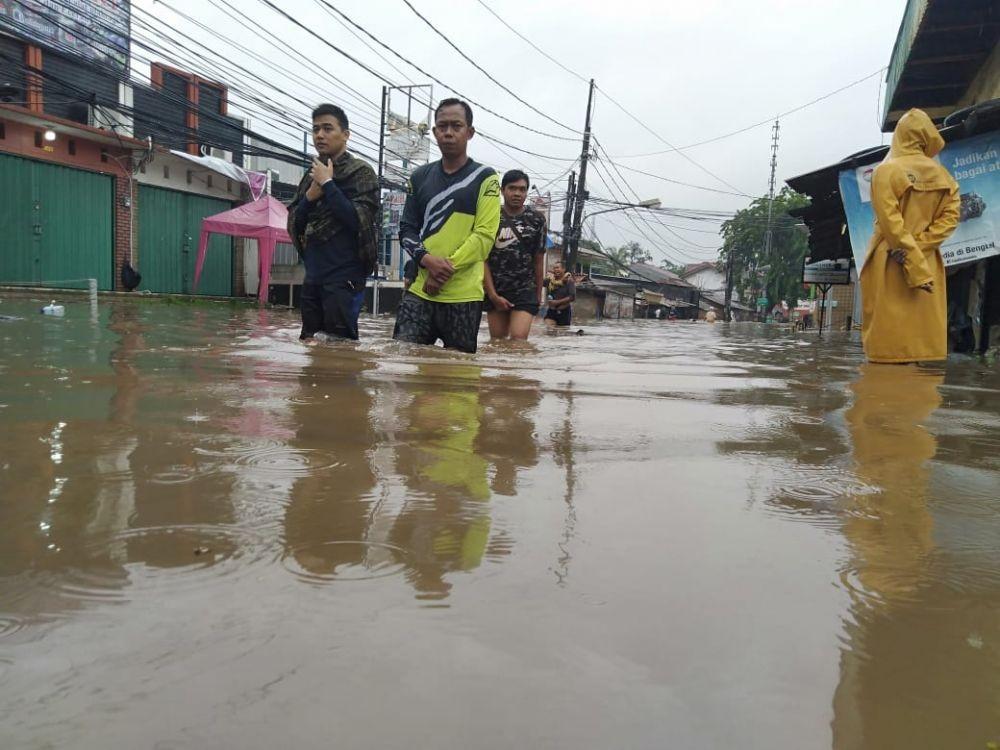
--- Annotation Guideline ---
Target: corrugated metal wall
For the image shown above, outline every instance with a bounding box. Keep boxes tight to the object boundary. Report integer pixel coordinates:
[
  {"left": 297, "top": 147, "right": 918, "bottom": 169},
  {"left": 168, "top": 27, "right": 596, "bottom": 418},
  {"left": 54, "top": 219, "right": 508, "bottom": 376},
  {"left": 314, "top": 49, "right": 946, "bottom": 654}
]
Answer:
[
  {"left": 138, "top": 185, "right": 233, "bottom": 295},
  {"left": 0, "top": 153, "right": 113, "bottom": 289}
]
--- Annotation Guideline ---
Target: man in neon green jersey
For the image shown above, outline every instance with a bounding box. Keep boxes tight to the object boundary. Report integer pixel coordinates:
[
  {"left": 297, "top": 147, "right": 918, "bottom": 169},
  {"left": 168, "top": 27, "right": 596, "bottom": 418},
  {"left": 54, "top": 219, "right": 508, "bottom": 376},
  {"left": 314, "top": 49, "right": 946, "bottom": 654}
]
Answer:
[{"left": 393, "top": 98, "right": 501, "bottom": 353}]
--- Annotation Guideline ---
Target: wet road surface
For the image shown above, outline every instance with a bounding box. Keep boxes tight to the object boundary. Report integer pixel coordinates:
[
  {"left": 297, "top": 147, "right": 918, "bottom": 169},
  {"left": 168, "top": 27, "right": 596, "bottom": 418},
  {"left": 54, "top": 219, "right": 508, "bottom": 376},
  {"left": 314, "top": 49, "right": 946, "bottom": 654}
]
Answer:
[{"left": 1, "top": 294, "right": 999, "bottom": 749}]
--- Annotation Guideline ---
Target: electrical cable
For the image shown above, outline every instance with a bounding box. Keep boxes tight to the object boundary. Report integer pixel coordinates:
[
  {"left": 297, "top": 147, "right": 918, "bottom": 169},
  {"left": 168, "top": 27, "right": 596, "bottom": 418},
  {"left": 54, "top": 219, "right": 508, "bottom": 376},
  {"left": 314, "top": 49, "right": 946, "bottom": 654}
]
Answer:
[{"left": 400, "top": 0, "right": 578, "bottom": 135}]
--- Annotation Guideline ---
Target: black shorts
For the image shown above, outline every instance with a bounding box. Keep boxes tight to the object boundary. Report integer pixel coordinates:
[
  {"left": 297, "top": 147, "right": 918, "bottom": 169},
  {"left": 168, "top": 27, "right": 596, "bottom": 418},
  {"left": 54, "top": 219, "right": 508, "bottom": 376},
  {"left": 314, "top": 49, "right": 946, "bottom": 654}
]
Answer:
[
  {"left": 545, "top": 305, "right": 572, "bottom": 327},
  {"left": 483, "top": 288, "right": 539, "bottom": 316},
  {"left": 392, "top": 292, "right": 483, "bottom": 353},
  {"left": 300, "top": 280, "right": 365, "bottom": 340}
]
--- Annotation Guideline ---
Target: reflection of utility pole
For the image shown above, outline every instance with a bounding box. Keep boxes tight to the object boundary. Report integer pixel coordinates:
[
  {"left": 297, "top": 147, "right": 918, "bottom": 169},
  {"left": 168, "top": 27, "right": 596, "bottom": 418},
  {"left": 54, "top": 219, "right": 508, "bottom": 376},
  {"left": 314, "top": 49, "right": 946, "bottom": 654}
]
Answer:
[
  {"left": 567, "top": 79, "right": 595, "bottom": 273},
  {"left": 553, "top": 391, "right": 576, "bottom": 587}
]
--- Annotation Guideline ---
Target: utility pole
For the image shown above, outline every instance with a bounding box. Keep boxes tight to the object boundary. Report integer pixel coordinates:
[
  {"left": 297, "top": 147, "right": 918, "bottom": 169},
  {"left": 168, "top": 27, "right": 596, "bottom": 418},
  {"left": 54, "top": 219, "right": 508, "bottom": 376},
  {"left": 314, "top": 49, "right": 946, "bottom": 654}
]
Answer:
[
  {"left": 561, "top": 171, "right": 576, "bottom": 264},
  {"left": 567, "top": 79, "right": 596, "bottom": 274},
  {"left": 761, "top": 117, "right": 780, "bottom": 321},
  {"left": 375, "top": 85, "right": 389, "bottom": 279},
  {"left": 724, "top": 251, "right": 734, "bottom": 322},
  {"left": 377, "top": 85, "right": 388, "bottom": 188}
]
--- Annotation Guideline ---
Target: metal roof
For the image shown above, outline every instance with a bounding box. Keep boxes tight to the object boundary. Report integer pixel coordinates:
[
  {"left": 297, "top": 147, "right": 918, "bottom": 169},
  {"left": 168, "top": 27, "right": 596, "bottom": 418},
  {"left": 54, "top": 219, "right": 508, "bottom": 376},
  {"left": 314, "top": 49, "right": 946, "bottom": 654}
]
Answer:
[{"left": 883, "top": 0, "right": 999, "bottom": 128}]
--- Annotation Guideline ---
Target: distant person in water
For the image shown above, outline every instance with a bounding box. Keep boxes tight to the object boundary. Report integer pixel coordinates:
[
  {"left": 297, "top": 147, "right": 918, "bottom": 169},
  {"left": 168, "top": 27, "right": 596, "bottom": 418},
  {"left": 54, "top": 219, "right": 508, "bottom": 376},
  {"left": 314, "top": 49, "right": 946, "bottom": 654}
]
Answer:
[
  {"left": 543, "top": 261, "right": 575, "bottom": 328},
  {"left": 483, "top": 169, "right": 548, "bottom": 341}
]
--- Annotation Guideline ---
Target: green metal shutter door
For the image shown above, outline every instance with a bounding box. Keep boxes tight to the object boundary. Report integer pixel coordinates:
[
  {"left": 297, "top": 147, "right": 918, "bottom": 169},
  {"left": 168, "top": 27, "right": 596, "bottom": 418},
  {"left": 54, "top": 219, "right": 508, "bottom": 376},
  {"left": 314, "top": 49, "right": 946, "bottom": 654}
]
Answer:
[
  {"left": 139, "top": 186, "right": 187, "bottom": 293},
  {"left": 0, "top": 153, "right": 37, "bottom": 284},
  {"left": 185, "top": 193, "right": 233, "bottom": 297},
  {"left": 139, "top": 186, "right": 232, "bottom": 295},
  {"left": 35, "top": 160, "right": 113, "bottom": 290}
]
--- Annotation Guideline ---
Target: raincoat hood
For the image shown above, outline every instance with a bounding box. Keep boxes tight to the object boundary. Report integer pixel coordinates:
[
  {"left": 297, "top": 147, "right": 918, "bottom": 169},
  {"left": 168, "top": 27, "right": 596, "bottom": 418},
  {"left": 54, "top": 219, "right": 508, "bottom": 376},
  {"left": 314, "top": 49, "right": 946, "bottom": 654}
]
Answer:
[
  {"left": 889, "top": 109, "right": 946, "bottom": 159},
  {"left": 880, "top": 108, "right": 958, "bottom": 195}
]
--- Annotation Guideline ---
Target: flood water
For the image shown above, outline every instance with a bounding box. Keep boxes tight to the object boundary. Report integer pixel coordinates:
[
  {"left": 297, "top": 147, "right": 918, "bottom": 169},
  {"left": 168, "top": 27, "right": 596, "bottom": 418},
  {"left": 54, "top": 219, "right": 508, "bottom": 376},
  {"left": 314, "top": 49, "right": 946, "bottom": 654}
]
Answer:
[{"left": 1, "top": 293, "right": 999, "bottom": 749}]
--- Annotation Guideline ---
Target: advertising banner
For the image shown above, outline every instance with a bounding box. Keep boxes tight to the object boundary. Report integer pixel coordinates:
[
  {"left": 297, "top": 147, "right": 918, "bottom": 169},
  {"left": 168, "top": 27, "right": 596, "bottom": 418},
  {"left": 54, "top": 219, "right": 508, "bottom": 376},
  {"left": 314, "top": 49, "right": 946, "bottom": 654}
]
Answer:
[
  {"left": 839, "top": 130, "right": 999, "bottom": 271},
  {"left": 0, "top": 0, "right": 129, "bottom": 71}
]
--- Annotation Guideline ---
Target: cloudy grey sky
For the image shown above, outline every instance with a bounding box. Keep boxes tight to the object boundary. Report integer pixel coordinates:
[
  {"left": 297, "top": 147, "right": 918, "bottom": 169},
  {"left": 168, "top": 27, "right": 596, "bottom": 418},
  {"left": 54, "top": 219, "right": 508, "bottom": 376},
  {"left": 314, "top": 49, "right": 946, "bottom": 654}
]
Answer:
[{"left": 136, "top": 0, "right": 909, "bottom": 264}]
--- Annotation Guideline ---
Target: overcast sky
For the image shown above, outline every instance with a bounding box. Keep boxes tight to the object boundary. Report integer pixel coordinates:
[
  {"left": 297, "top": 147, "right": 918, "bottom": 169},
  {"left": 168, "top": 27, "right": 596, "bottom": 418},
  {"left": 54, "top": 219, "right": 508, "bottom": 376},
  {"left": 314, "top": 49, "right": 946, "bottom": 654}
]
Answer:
[{"left": 135, "top": 0, "right": 909, "bottom": 265}]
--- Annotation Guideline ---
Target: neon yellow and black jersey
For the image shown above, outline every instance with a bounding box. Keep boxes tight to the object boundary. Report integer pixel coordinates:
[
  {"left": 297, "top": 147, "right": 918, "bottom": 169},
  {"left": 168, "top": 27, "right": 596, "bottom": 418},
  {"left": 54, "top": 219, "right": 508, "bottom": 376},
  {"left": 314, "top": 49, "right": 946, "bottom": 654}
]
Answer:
[{"left": 399, "top": 159, "right": 501, "bottom": 303}]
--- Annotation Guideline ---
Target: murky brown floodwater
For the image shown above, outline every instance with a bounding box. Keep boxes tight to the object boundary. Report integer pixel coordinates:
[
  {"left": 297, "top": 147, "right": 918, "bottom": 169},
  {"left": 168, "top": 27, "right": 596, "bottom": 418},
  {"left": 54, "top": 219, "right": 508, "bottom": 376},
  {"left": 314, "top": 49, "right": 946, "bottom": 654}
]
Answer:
[{"left": 1, "top": 292, "right": 999, "bottom": 749}]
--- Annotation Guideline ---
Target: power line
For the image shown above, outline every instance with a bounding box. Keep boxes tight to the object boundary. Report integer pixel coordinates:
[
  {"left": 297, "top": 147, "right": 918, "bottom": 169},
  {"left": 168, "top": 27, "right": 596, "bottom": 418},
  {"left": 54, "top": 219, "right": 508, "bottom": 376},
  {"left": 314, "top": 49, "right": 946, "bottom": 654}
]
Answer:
[
  {"left": 611, "top": 67, "right": 888, "bottom": 158},
  {"left": 400, "top": 0, "right": 578, "bottom": 135},
  {"left": 592, "top": 139, "right": 719, "bottom": 254},
  {"left": 311, "top": 0, "right": 578, "bottom": 142},
  {"left": 474, "top": 0, "right": 590, "bottom": 85},
  {"left": 595, "top": 85, "right": 746, "bottom": 194},
  {"left": 149, "top": 0, "right": 578, "bottom": 164}
]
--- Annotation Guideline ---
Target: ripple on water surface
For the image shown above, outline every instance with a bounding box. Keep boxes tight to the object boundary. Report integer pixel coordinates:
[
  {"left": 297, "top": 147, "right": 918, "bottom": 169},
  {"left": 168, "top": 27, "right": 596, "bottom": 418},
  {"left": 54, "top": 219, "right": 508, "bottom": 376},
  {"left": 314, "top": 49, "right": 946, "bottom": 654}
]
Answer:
[{"left": 281, "top": 541, "right": 409, "bottom": 585}]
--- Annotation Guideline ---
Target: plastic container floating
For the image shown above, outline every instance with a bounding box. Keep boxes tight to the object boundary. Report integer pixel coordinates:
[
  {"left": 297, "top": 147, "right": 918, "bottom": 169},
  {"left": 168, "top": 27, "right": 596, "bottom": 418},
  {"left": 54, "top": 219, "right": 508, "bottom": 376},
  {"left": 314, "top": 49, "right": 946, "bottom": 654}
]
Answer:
[{"left": 41, "top": 301, "right": 65, "bottom": 317}]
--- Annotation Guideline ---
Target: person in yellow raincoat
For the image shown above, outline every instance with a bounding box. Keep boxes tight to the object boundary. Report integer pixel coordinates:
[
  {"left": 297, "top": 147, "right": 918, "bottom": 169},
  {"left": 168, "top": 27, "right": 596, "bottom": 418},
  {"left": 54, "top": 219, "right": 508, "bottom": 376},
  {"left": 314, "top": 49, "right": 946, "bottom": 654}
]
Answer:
[{"left": 860, "top": 108, "right": 960, "bottom": 363}]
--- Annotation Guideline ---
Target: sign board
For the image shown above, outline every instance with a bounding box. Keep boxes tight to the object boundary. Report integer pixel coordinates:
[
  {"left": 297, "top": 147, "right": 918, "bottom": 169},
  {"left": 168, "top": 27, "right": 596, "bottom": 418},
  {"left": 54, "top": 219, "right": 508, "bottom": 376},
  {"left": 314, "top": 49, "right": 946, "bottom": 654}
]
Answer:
[
  {"left": 839, "top": 129, "right": 1000, "bottom": 270},
  {"left": 385, "top": 113, "right": 430, "bottom": 170},
  {"left": 803, "top": 258, "right": 851, "bottom": 285},
  {"left": 756, "top": 297, "right": 768, "bottom": 306},
  {"left": 0, "top": 0, "right": 129, "bottom": 71}
]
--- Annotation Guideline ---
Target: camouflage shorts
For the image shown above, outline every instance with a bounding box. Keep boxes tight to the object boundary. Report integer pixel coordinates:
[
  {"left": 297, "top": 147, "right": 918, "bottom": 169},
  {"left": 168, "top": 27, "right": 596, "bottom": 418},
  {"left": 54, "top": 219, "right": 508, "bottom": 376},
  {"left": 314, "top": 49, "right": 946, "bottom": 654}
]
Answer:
[{"left": 392, "top": 293, "right": 483, "bottom": 353}]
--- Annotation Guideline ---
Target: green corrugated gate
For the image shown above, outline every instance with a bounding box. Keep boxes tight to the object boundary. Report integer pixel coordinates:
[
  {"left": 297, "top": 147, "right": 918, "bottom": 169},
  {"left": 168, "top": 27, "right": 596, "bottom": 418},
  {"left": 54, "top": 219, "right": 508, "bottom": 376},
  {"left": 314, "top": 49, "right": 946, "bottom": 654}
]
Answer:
[
  {"left": 0, "top": 153, "right": 113, "bottom": 289},
  {"left": 138, "top": 186, "right": 233, "bottom": 296}
]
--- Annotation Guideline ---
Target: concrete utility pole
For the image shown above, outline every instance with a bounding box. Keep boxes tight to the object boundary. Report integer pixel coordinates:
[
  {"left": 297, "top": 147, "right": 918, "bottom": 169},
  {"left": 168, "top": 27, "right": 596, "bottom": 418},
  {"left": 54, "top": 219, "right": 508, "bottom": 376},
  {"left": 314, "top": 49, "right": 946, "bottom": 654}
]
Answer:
[
  {"left": 724, "top": 251, "right": 734, "bottom": 322},
  {"left": 760, "top": 117, "right": 780, "bottom": 321},
  {"left": 561, "top": 171, "right": 576, "bottom": 263},
  {"left": 567, "top": 79, "right": 596, "bottom": 274},
  {"left": 763, "top": 117, "right": 780, "bottom": 260}
]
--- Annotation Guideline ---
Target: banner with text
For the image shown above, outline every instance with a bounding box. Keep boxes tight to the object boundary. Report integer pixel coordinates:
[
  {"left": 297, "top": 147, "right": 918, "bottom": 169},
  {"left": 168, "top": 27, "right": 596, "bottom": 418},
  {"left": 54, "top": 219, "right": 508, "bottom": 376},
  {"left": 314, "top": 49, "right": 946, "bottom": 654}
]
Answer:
[
  {"left": 838, "top": 130, "right": 999, "bottom": 271},
  {"left": 0, "top": 0, "right": 129, "bottom": 71}
]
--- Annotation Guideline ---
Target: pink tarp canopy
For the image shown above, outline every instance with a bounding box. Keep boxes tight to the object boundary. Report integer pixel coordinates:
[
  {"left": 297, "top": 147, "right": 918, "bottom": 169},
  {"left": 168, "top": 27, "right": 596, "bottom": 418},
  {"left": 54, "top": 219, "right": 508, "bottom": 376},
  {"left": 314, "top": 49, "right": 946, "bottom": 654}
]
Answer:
[{"left": 194, "top": 195, "right": 291, "bottom": 303}]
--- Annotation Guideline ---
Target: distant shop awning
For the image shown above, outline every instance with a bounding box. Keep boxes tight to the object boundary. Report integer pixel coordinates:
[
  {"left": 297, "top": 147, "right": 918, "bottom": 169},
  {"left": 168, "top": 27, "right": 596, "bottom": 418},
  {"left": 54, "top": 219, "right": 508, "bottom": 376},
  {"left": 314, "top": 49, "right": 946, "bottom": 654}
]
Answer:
[{"left": 170, "top": 149, "right": 268, "bottom": 200}]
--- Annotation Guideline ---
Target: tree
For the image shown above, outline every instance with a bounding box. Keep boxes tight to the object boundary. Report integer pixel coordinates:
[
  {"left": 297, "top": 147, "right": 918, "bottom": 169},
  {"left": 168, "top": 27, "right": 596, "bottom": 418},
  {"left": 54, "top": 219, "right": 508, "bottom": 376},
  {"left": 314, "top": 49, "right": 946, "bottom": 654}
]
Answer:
[
  {"left": 591, "top": 240, "right": 651, "bottom": 276},
  {"left": 719, "top": 187, "right": 809, "bottom": 311}
]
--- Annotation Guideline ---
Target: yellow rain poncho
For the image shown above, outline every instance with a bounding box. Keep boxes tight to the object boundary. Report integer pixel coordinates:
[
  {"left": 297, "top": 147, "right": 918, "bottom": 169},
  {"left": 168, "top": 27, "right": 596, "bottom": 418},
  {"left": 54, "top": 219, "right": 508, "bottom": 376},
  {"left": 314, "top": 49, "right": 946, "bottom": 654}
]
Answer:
[{"left": 860, "top": 108, "right": 960, "bottom": 363}]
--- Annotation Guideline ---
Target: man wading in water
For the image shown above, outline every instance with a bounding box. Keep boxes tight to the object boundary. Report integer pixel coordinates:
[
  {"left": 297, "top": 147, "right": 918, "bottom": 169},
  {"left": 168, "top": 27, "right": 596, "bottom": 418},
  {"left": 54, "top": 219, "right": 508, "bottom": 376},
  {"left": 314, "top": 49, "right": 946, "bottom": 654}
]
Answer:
[
  {"left": 288, "top": 104, "right": 379, "bottom": 342},
  {"left": 393, "top": 99, "right": 501, "bottom": 353},
  {"left": 483, "top": 170, "right": 548, "bottom": 341},
  {"left": 543, "top": 260, "right": 576, "bottom": 329}
]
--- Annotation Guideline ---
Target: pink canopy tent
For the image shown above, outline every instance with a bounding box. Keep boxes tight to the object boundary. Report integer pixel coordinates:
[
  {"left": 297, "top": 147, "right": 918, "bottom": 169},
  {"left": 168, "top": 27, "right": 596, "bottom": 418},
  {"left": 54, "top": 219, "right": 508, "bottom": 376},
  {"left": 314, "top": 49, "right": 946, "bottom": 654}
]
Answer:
[{"left": 194, "top": 195, "right": 292, "bottom": 303}]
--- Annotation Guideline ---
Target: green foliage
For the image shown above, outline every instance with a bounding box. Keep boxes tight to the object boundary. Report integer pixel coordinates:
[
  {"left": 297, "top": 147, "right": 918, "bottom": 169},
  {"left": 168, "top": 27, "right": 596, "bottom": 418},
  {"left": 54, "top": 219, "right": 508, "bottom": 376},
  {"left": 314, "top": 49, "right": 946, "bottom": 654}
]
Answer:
[
  {"left": 592, "top": 240, "right": 651, "bottom": 275},
  {"left": 719, "top": 187, "right": 810, "bottom": 308}
]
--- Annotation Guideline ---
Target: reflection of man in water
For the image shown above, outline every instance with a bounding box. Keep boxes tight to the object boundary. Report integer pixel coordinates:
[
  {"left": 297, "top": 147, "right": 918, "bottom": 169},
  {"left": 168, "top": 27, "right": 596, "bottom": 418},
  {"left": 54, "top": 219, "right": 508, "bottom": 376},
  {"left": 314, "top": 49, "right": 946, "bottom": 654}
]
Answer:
[
  {"left": 282, "top": 351, "right": 377, "bottom": 576},
  {"left": 389, "top": 365, "right": 515, "bottom": 600},
  {"left": 830, "top": 364, "right": 1000, "bottom": 748},
  {"left": 475, "top": 376, "right": 541, "bottom": 496}
]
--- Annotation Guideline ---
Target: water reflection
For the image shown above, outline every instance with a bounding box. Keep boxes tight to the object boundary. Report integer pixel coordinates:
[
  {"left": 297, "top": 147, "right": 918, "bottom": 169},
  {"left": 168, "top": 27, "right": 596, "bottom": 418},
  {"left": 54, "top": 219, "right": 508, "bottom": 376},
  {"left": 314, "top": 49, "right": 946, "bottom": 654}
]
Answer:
[
  {"left": 388, "top": 364, "right": 523, "bottom": 601},
  {"left": 4, "top": 298, "right": 1000, "bottom": 747},
  {"left": 833, "top": 364, "right": 1000, "bottom": 749},
  {"left": 282, "top": 349, "right": 382, "bottom": 581}
]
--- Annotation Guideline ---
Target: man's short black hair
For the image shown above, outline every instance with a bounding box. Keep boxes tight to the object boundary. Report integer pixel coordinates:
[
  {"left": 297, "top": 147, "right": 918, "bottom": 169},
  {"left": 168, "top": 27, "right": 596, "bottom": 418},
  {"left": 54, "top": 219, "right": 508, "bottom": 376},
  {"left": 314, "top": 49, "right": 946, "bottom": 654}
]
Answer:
[
  {"left": 434, "top": 98, "right": 473, "bottom": 126},
  {"left": 502, "top": 169, "right": 530, "bottom": 189},
  {"left": 312, "top": 103, "right": 349, "bottom": 131}
]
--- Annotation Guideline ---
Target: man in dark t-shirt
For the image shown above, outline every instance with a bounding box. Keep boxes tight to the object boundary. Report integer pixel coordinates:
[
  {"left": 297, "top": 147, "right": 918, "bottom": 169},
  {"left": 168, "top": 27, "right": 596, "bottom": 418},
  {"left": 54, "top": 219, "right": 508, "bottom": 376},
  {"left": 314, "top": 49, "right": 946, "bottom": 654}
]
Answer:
[{"left": 483, "top": 169, "right": 547, "bottom": 341}]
